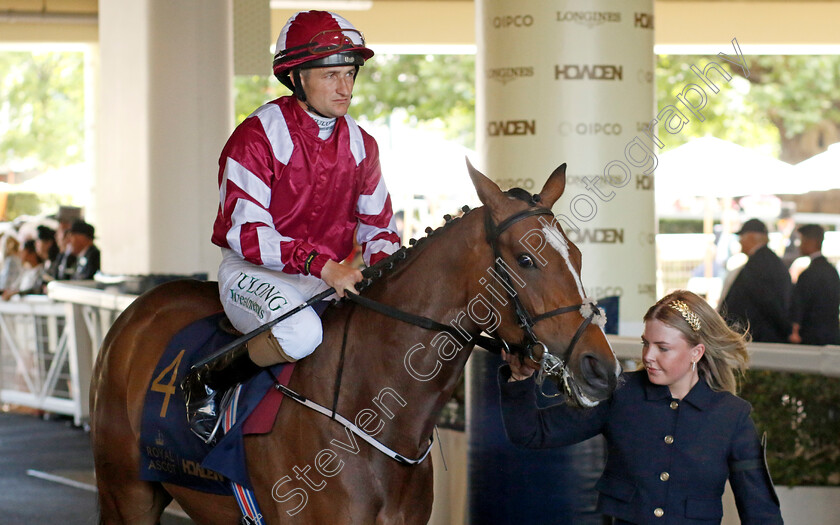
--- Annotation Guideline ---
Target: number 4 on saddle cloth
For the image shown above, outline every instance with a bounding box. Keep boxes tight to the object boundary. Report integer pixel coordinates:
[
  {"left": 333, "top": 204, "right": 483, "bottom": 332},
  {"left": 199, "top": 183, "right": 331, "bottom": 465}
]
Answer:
[{"left": 139, "top": 311, "right": 297, "bottom": 495}]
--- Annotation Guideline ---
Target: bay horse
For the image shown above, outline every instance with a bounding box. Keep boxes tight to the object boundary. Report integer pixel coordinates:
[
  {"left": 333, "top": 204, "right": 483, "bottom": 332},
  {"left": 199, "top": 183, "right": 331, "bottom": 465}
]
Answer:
[{"left": 90, "top": 161, "right": 620, "bottom": 524}]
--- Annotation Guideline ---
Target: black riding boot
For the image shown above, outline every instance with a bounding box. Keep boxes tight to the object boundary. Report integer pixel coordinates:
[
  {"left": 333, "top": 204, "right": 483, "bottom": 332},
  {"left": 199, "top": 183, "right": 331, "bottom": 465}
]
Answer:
[{"left": 181, "top": 343, "right": 262, "bottom": 444}]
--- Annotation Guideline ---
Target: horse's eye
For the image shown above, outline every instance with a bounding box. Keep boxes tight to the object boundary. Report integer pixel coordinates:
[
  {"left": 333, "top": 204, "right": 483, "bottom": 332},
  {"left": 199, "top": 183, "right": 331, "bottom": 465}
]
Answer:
[{"left": 516, "top": 253, "right": 535, "bottom": 269}]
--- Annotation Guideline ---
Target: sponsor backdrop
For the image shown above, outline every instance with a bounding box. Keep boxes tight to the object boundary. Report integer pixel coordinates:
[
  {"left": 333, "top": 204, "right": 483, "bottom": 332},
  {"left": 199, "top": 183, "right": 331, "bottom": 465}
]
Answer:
[
  {"left": 469, "top": 2, "right": 654, "bottom": 523},
  {"left": 476, "top": 0, "right": 656, "bottom": 336}
]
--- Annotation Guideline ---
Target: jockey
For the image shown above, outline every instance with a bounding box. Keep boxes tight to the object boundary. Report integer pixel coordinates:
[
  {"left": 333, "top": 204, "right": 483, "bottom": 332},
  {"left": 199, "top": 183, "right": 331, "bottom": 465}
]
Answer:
[{"left": 182, "top": 10, "right": 401, "bottom": 442}]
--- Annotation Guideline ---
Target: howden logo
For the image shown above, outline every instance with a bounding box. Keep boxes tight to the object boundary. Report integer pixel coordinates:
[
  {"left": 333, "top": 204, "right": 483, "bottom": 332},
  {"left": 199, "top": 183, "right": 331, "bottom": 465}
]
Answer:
[
  {"left": 487, "top": 120, "right": 536, "bottom": 137},
  {"left": 566, "top": 228, "right": 625, "bottom": 244},
  {"left": 555, "top": 64, "right": 623, "bottom": 81}
]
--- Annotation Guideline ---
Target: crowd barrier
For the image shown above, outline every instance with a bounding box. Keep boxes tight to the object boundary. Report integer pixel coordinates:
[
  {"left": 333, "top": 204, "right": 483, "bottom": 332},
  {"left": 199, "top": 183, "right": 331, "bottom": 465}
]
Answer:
[{"left": 0, "top": 281, "right": 136, "bottom": 426}]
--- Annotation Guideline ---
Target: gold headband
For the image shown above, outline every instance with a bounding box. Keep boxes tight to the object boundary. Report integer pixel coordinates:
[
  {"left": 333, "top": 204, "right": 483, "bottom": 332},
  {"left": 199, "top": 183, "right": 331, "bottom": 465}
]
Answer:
[{"left": 668, "top": 300, "right": 701, "bottom": 332}]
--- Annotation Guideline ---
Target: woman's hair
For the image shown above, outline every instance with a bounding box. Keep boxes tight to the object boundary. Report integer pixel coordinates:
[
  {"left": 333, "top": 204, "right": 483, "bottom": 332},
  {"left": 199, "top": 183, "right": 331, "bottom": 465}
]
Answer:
[
  {"left": 643, "top": 290, "right": 750, "bottom": 394},
  {"left": 3, "top": 235, "right": 20, "bottom": 258}
]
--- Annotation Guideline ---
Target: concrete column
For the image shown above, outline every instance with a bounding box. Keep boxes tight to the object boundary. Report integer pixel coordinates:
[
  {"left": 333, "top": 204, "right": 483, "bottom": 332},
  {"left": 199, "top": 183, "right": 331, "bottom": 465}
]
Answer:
[
  {"left": 97, "top": 0, "right": 233, "bottom": 278},
  {"left": 469, "top": 2, "right": 655, "bottom": 522},
  {"left": 476, "top": 0, "right": 656, "bottom": 335}
]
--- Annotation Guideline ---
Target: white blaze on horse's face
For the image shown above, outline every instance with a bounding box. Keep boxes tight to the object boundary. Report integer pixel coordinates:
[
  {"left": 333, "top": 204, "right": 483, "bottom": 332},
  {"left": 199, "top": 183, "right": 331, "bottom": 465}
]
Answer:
[{"left": 542, "top": 225, "right": 585, "bottom": 303}]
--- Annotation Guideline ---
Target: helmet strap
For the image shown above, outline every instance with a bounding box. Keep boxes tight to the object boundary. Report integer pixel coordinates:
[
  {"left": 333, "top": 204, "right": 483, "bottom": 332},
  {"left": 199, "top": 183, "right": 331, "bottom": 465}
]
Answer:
[
  {"left": 292, "top": 68, "right": 307, "bottom": 103},
  {"left": 305, "top": 102, "right": 331, "bottom": 119}
]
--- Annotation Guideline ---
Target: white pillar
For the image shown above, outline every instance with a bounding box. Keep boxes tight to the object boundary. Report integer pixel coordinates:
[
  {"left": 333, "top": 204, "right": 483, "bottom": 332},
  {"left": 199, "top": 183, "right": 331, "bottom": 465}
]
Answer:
[
  {"left": 97, "top": 0, "right": 233, "bottom": 278},
  {"left": 476, "top": 0, "right": 656, "bottom": 335}
]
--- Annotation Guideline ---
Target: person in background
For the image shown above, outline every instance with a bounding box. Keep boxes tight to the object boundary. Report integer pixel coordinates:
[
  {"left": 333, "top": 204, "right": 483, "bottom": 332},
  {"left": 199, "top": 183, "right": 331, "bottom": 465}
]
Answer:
[
  {"left": 500, "top": 290, "right": 783, "bottom": 525},
  {"left": 66, "top": 220, "right": 100, "bottom": 280},
  {"left": 0, "top": 234, "right": 22, "bottom": 294},
  {"left": 789, "top": 224, "right": 840, "bottom": 345},
  {"left": 2, "top": 240, "right": 44, "bottom": 300},
  {"left": 35, "top": 225, "right": 61, "bottom": 288},
  {"left": 718, "top": 218, "right": 792, "bottom": 342},
  {"left": 53, "top": 206, "right": 82, "bottom": 280}
]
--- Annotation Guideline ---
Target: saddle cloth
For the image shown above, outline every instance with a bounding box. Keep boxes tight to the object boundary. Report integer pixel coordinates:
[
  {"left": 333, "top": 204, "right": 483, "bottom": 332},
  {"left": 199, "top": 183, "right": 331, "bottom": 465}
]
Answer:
[{"left": 139, "top": 312, "right": 294, "bottom": 494}]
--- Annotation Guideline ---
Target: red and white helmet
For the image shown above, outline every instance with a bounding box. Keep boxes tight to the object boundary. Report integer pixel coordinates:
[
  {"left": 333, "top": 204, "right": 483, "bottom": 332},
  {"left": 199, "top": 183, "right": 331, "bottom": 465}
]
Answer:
[{"left": 273, "top": 10, "right": 374, "bottom": 92}]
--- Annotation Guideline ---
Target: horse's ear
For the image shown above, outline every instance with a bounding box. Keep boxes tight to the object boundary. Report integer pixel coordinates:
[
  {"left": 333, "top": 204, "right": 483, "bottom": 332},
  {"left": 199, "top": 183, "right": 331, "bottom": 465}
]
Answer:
[
  {"left": 466, "top": 157, "right": 506, "bottom": 210},
  {"left": 538, "top": 163, "right": 567, "bottom": 208}
]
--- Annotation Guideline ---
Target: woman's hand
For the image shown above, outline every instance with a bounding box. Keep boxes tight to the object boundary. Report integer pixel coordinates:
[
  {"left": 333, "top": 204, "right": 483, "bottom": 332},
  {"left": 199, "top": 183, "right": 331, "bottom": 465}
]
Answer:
[{"left": 501, "top": 349, "right": 536, "bottom": 382}]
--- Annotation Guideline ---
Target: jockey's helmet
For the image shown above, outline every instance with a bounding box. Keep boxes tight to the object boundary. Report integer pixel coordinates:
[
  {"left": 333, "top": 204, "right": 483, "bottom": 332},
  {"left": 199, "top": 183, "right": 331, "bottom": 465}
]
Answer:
[{"left": 273, "top": 10, "right": 373, "bottom": 102}]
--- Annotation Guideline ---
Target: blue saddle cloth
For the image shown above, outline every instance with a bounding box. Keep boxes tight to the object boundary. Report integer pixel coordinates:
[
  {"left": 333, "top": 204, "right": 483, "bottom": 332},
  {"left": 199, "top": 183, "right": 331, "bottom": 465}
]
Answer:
[{"left": 139, "top": 312, "right": 287, "bottom": 494}]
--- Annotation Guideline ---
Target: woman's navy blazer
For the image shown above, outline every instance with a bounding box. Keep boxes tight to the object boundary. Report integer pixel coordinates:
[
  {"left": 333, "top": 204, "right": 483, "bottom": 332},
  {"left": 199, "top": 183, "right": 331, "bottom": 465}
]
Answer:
[{"left": 499, "top": 368, "right": 783, "bottom": 524}]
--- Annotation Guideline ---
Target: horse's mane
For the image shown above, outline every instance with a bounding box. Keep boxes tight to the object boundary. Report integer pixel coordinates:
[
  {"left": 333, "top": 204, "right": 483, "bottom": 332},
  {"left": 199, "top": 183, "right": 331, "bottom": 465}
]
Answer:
[
  {"left": 354, "top": 186, "right": 542, "bottom": 294},
  {"left": 354, "top": 204, "right": 477, "bottom": 294}
]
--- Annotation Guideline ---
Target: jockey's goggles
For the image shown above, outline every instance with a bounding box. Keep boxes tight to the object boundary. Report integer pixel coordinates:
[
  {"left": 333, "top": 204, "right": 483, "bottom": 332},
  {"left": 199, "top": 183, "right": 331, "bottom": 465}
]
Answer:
[{"left": 281, "top": 29, "right": 366, "bottom": 59}]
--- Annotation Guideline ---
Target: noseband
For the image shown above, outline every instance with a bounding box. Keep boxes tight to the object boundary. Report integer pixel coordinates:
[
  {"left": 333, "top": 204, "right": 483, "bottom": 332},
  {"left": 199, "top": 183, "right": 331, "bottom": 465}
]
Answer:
[{"left": 484, "top": 199, "right": 605, "bottom": 395}]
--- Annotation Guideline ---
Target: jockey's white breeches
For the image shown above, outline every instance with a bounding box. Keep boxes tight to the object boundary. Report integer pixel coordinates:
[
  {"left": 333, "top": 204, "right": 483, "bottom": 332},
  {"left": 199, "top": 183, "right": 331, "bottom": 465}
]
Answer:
[{"left": 217, "top": 248, "right": 333, "bottom": 360}]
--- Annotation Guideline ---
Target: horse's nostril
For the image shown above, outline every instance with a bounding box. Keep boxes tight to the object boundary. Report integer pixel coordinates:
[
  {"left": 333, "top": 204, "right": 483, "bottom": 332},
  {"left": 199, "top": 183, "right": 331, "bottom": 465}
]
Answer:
[{"left": 581, "top": 353, "right": 610, "bottom": 390}]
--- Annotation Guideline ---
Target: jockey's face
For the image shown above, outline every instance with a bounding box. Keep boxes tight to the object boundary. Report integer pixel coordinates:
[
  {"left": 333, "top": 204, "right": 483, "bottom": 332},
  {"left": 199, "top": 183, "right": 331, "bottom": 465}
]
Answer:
[{"left": 297, "top": 65, "right": 356, "bottom": 118}]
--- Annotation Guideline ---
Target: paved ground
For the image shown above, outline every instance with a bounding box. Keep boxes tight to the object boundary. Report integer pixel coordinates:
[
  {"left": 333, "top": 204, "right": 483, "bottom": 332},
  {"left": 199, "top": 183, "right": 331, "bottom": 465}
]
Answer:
[{"left": 0, "top": 410, "right": 192, "bottom": 524}]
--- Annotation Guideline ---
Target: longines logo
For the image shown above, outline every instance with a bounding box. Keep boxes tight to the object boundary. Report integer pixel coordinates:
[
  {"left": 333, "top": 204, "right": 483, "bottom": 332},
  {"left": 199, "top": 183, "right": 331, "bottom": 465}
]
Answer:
[
  {"left": 487, "top": 66, "right": 534, "bottom": 85},
  {"left": 555, "top": 64, "right": 623, "bottom": 81},
  {"left": 566, "top": 174, "right": 627, "bottom": 187},
  {"left": 566, "top": 228, "right": 625, "bottom": 244},
  {"left": 556, "top": 11, "right": 621, "bottom": 28},
  {"left": 559, "top": 122, "right": 623, "bottom": 136},
  {"left": 487, "top": 120, "right": 535, "bottom": 137},
  {"left": 492, "top": 14, "right": 533, "bottom": 28},
  {"left": 635, "top": 12, "right": 654, "bottom": 29}
]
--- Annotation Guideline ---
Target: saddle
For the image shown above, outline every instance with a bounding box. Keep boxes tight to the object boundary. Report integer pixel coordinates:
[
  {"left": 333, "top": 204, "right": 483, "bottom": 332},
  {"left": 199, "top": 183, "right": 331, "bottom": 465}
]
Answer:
[{"left": 139, "top": 312, "right": 295, "bottom": 493}]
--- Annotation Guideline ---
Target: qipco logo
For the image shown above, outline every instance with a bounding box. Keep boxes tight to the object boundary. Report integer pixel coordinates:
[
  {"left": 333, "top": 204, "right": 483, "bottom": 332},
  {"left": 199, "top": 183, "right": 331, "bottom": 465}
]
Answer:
[
  {"left": 559, "top": 122, "right": 623, "bottom": 136},
  {"left": 492, "top": 14, "right": 534, "bottom": 28}
]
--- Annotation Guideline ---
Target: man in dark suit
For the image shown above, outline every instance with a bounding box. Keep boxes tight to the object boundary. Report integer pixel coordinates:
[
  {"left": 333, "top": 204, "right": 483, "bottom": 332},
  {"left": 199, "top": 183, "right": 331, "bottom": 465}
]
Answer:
[
  {"left": 719, "top": 218, "right": 792, "bottom": 342},
  {"left": 67, "top": 219, "right": 101, "bottom": 280},
  {"left": 789, "top": 224, "right": 840, "bottom": 345}
]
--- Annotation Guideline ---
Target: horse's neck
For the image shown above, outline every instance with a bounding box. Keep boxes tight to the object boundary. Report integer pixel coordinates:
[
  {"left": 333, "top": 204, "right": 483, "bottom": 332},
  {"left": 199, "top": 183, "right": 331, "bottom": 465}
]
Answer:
[{"left": 301, "top": 215, "right": 484, "bottom": 457}]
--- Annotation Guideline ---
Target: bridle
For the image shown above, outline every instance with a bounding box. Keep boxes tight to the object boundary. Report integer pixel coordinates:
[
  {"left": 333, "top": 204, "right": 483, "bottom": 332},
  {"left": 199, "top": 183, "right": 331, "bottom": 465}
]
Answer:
[{"left": 481, "top": 196, "right": 606, "bottom": 396}]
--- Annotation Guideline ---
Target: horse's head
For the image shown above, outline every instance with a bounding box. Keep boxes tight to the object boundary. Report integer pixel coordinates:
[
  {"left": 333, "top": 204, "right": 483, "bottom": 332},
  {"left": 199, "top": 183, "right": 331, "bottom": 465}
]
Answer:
[{"left": 466, "top": 159, "right": 620, "bottom": 406}]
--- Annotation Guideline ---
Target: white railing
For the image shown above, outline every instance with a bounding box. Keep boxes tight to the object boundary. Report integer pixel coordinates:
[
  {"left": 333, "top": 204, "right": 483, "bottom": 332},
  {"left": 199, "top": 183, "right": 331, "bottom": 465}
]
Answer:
[
  {"left": 0, "top": 296, "right": 78, "bottom": 421},
  {"left": 0, "top": 281, "right": 137, "bottom": 426}
]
